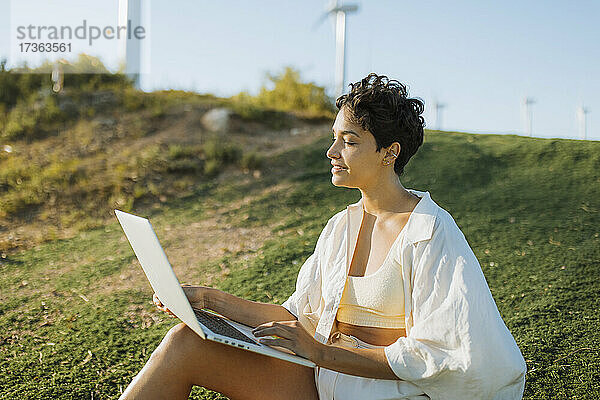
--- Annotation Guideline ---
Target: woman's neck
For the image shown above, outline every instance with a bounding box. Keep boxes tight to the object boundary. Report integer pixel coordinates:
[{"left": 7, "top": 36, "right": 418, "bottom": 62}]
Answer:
[{"left": 358, "top": 176, "right": 419, "bottom": 217}]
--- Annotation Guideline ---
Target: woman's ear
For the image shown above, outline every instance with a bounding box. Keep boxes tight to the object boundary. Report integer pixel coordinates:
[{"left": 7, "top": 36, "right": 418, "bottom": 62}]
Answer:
[
  {"left": 386, "top": 142, "right": 401, "bottom": 158},
  {"left": 382, "top": 143, "right": 400, "bottom": 166}
]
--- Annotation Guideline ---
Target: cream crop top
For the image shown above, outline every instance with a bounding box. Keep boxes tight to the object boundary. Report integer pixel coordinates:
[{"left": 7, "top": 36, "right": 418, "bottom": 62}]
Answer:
[{"left": 336, "top": 257, "right": 406, "bottom": 329}]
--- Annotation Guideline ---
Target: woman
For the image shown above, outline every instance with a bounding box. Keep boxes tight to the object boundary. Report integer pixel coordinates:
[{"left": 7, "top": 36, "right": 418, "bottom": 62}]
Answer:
[{"left": 120, "top": 74, "right": 527, "bottom": 400}]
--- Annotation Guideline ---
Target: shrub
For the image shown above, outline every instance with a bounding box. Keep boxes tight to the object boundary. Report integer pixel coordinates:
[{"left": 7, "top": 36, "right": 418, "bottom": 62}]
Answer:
[
  {"left": 230, "top": 67, "right": 335, "bottom": 119},
  {"left": 1, "top": 91, "right": 65, "bottom": 141},
  {"left": 203, "top": 139, "right": 241, "bottom": 165},
  {"left": 2, "top": 103, "right": 38, "bottom": 139},
  {"left": 0, "top": 103, "right": 6, "bottom": 133},
  {"left": 203, "top": 159, "right": 222, "bottom": 177},
  {"left": 0, "top": 56, "right": 133, "bottom": 112},
  {"left": 168, "top": 144, "right": 202, "bottom": 160},
  {"left": 240, "top": 152, "right": 263, "bottom": 170}
]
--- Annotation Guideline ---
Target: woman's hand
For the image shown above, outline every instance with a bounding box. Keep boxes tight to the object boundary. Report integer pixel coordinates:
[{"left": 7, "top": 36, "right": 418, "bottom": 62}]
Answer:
[
  {"left": 251, "top": 320, "right": 324, "bottom": 362},
  {"left": 153, "top": 291, "right": 177, "bottom": 317},
  {"left": 153, "top": 284, "right": 211, "bottom": 317}
]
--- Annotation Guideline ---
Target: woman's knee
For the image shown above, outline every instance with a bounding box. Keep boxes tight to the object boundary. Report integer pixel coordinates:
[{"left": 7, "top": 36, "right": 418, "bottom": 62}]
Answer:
[
  {"left": 152, "top": 323, "right": 203, "bottom": 362},
  {"left": 164, "top": 323, "right": 197, "bottom": 344}
]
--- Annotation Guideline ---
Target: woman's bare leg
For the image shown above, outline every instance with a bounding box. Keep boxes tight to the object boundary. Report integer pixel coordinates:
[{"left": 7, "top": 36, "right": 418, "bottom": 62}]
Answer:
[{"left": 119, "top": 323, "right": 319, "bottom": 400}]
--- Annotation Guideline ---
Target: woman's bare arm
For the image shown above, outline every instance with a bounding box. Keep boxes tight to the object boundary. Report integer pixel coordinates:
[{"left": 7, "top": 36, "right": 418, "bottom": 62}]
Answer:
[
  {"left": 154, "top": 286, "right": 297, "bottom": 327},
  {"left": 204, "top": 288, "right": 297, "bottom": 328},
  {"left": 315, "top": 345, "right": 399, "bottom": 380},
  {"left": 252, "top": 319, "right": 401, "bottom": 380}
]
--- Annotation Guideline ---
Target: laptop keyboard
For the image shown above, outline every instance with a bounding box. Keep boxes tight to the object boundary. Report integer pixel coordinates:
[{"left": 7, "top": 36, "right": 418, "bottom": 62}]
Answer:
[{"left": 192, "top": 307, "right": 258, "bottom": 345}]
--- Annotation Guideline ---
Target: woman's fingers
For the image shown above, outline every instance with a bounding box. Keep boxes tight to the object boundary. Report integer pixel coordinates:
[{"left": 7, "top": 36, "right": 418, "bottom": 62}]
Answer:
[
  {"left": 251, "top": 320, "right": 319, "bottom": 359},
  {"left": 153, "top": 293, "right": 165, "bottom": 309},
  {"left": 252, "top": 322, "right": 291, "bottom": 338},
  {"left": 153, "top": 293, "right": 176, "bottom": 318},
  {"left": 254, "top": 337, "right": 290, "bottom": 347},
  {"left": 152, "top": 293, "right": 162, "bottom": 308}
]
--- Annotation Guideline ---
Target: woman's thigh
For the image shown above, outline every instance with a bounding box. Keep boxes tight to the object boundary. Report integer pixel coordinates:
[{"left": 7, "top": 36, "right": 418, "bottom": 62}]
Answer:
[{"left": 171, "top": 323, "right": 319, "bottom": 400}]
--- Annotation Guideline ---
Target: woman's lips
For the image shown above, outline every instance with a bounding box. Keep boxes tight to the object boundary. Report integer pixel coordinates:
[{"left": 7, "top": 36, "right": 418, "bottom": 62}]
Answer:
[{"left": 331, "top": 165, "right": 347, "bottom": 173}]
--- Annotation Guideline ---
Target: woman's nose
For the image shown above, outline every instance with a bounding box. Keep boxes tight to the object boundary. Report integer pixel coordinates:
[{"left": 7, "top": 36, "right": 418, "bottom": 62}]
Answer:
[{"left": 326, "top": 141, "right": 340, "bottom": 159}]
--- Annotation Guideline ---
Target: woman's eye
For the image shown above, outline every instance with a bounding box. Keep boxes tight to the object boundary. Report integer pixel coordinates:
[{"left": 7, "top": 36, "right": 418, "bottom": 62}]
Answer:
[{"left": 331, "top": 137, "right": 355, "bottom": 146}]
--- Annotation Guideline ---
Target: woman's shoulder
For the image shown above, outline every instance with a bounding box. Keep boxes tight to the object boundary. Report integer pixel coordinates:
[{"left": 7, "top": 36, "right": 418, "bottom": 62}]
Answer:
[
  {"left": 432, "top": 206, "right": 459, "bottom": 232},
  {"left": 416, "top": 192, "right": 468, "bottom": 245},
  {"left": 321, "top": 208, "right": 348, "bottom": 235},
  {"left": 422, "top": 205, "right": 480, "bottom": 266}
]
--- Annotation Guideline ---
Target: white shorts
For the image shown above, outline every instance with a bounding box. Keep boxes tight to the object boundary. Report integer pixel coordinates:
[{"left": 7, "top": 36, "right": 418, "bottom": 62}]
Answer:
[{"left": 314, "top": 331, "right": 429, "bottom": 400}]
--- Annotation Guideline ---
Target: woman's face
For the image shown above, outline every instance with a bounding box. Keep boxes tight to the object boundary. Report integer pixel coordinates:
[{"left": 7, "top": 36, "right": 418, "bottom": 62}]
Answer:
[{"left": 327, "top": 107, "right": 394, "bottom": 189}]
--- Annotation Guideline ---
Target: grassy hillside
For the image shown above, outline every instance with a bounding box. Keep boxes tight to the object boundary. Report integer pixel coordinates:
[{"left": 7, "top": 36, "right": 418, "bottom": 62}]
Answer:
[
  {"left": 1, "top": 125, "right": 599, "bottom": 399},
  {"left": 0, "top": 87, "right": 331, "bottom": 254}
]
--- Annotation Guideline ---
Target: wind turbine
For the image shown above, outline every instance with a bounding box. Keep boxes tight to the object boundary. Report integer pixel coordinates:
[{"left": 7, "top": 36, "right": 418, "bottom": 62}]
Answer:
[
  {"left": 118, "top": 0, "right": 142, "bottom": 88},
  {"left": 433, "top": 100, "right": 446, "bottom": 131},
  {"left": 522, "top": 97, "right": 536, "bottom": 136},
  {"left": 51, "top": 61, "right": 64, "bottom": 93},
  {"left": 577, "top": 105, "right": 590, "bottom": 140},
  {"left": 315, "top": 0, "right": 359, "bottom": 99}
]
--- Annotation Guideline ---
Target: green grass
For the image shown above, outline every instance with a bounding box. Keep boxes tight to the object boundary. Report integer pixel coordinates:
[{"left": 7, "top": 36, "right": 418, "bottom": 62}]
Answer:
[{"left": 1, "top": 130, "right": 599, "bottom": 399}]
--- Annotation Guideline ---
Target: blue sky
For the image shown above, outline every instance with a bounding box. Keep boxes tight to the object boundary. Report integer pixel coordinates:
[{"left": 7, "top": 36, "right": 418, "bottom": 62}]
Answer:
[{"left": 1, "top": 0, "right": 598, "bottom": 140}]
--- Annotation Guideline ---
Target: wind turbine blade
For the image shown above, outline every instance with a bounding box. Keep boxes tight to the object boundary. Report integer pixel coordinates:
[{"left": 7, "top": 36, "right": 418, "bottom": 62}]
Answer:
[
  {"left": 312, "top": 12, "right": 331, "bottom": 30},
  {"left": 338, "top": 5, "right": 358, "bottom": 12}
]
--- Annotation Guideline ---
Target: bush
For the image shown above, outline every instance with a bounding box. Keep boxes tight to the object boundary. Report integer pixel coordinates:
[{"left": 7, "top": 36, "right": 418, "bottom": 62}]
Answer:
[
  {"left": 0, "top": 56, "right": 134, "bottom": 112},
  {"left": 0, "top": 103, "right": 6, "bottom": 133},
  {"left": 168, "top": 144, "right": 202, "bottom": 160},
  {"left": 2, "top": 104, "right": 37, "bottom": 139},
  {"left": 240, "top": 152, "right": 263, "bottom": 170},
  {"left": 1, "top": 91, "right": 65, "bottom": 140},
  {"left": 0, "top": 60, "right": 23, "bottom": 109},
  {"left": 230, "top": 67, "right": 335, "bottom": 119},
  {"left": 0, "top": 56, "right": 136, "bottom": 142},
  {"left": 0, "top": 157, "right": 81, "bottom": 217},
  {"left": 203, "top": 158, "right": 222, "bottom": 177},
  {"left": 203, "top": 139, "right": 242, "bottom": 165}
]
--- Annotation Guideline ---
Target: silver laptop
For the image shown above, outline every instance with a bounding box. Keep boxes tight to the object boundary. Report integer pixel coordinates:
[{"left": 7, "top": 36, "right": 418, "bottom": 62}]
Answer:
[{"left": 115, "top": 209, "right": 315, "bottom": 368}]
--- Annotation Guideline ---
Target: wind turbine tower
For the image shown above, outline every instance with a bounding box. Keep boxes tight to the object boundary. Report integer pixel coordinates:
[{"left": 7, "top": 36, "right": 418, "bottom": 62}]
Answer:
[
  {"left": 316, "top": 0, "right": 359, "bottom": 99},
  {"left": 434, "top": 100, "right": 446, "bottom": 131},
  {"left": 577, "top": 106, "right": 590, "bottom": 140},
  {"left": 119, "top": 0, "right": 142, "bottom": 88},
  {"left": 523, "top": 97, "right": 536, "bottom": 136},
  {"left": 51, "top": 62, "right": 64, "bottom": 93}
]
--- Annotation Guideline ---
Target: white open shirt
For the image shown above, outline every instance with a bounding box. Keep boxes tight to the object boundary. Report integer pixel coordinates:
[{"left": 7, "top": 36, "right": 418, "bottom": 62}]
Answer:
[{"left": 282, "top": 189, "right": 527, "bottom": 400}]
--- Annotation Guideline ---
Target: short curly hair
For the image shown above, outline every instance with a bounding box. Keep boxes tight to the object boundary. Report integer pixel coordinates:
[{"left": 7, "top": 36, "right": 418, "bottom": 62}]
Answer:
[{"left": 335, "top": 73, "right": 425, "bottom": 176}]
